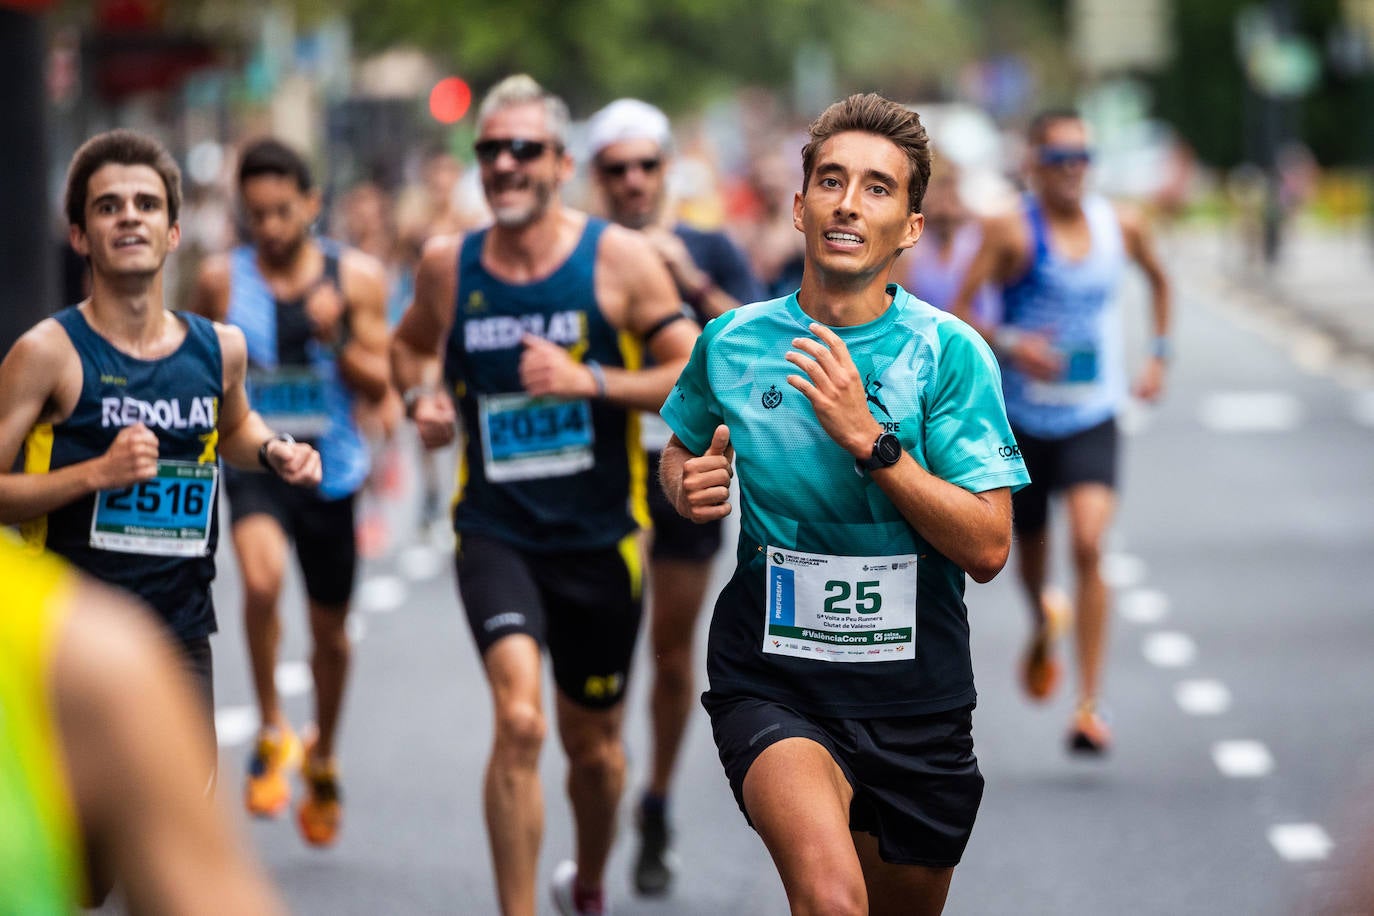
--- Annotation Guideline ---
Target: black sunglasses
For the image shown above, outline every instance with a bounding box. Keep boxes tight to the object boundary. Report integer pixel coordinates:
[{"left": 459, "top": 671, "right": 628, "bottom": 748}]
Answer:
[
  {"left": 473, "top": 138, "right": 557, "bottom": 164},
  {"left": 598, "top": 157, "right": 662, "bottom": 178},
  {"left": 1039, "top": 146, "right": 1093, "bottom": 167}
]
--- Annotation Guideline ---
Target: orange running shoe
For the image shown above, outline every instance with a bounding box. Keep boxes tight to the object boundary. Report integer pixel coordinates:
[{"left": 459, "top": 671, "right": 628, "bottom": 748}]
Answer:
[
  {"left": 245, "top": 725, "right": 302, "bottom": 818},
  {"left": 297, "top": 740, "right": 343, "bottom": 848},
  {"left": 1020, "top": 588, "right": 1070, "bottom": 702},
  {"left": 1067, "top": 702, "right": 1113, "bottom": 755}
]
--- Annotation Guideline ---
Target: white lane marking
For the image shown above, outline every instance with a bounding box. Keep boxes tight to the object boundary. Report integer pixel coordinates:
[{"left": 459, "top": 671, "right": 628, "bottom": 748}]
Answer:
[
  {"left": 398, "top": 543, "right": 445, "bottom": 582},
  {"left": 1143, "top": 631, "right": 1196, "bottom": 668},
  {"left": 1352, "top": 390, "right": 1374, "bottom": 428},
  {"left": 275, "top": 661, "right": 313, "bottom": 697},
  {"left": 1102, "top": 553, "right": 1147, "bottom": 589},
  {"left": 1175, "top": 679, "right": 1232, "bottom": 716},
  {"left": 1198, "top": 391, "right": 1303, "bottom": 433},
  {"left": 215, "top": 705, "right": 258, "bottom": 747},
  {"left": 346, "top": 614, "right": 367, "bottom": 644},
  {"left": 357, "top": 575, "right": 407, "bottom": 614},
  {"left": 1212, "top": 740, "right": 1274, "bottom": 778},
  {"left": 1119, "top": 588, "right": 1170, "bottom": 625},
  {"left": 1268, "top": 824, "right": 1334, "bottom": 862}
]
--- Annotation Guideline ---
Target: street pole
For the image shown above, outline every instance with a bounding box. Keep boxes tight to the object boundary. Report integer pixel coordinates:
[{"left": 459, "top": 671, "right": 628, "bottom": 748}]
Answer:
[{"left": 0, "top": 8, "right": 53, "bottom": 356}]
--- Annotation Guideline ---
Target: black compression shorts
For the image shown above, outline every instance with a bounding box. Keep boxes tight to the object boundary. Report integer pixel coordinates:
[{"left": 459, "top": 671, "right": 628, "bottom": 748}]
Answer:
[
  {"left": 223, "top": 467, "right": 357, "bottom": 608},
  {"left": 702, "top": 692, "right": 984, "bottom": 867},
  {"left": 647, "top": 450, "right": 723, "bottom": 563},
  {"left": 1010, "top": 417, "right": 1119, "bottom": 534},
  {"left": 455, "top": 532, "right": 644, "bottom": 709}
]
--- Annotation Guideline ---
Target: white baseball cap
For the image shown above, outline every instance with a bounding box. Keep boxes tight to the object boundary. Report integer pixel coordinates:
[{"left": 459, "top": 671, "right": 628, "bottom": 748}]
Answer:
[{"left": 586, "top": 98, "right": 672, "bottom": 157}]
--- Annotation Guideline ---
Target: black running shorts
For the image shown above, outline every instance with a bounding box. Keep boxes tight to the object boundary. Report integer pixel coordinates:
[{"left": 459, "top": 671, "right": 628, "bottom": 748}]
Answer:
[
  {"left": 1010, "top": 417, "right": 1119, "bottom": 534},
  {"left": 223, "top": 467, "right": 357, "bottom": 608},
  {"left": 647, "top": 450, "right": 723, "bottom": 562},
  {"left": 455, "top": 532, "right": 644, "bottom": 709},
  {"left": 702, "top": 692, "right": 984, "bottom": 867}
]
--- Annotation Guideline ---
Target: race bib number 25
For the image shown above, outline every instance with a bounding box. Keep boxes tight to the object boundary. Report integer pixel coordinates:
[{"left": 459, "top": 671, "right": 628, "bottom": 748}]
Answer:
[{"left": 763, "top": 547, "right": 917, "bottom": 663}]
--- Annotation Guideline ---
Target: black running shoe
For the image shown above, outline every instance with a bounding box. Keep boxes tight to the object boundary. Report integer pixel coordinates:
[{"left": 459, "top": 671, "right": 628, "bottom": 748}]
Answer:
[{"left": 633, "top": 803, "right": 675, "bottom": 896}]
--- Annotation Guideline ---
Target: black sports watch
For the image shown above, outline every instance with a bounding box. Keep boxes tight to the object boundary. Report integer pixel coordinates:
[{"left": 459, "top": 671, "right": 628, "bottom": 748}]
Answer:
[{"left": 857, "top": 432, "right": 902, "bottom": 473}]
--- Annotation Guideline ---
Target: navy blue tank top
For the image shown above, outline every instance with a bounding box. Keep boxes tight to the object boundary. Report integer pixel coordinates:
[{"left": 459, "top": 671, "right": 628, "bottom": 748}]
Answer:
[
  {"left": 23, "top": 307, "right": 223, "bottom": 641},
  {"left": 443, "top": 218, "right": 650, "bottom": 552}
]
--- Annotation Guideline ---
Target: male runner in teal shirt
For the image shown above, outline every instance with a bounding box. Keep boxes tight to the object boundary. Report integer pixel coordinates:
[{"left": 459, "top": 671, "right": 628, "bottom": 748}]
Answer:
[{"left": 660, "top": 93, "right": 1028, "bottom": 915}]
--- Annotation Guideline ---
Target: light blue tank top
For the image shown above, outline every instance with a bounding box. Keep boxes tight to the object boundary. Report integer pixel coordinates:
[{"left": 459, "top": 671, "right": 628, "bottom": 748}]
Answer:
[
  {"left": 226, "top": 241, "right": 368, "bottom": 499},
  {"left": 999, "top": 194, "right": 1126, "bottom": 438}
]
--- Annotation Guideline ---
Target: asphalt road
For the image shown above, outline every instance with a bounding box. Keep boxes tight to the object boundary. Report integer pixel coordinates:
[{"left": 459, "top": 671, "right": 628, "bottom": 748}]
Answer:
[{"left": 201, "top": 262, "right": 1374, "bottom": 915}]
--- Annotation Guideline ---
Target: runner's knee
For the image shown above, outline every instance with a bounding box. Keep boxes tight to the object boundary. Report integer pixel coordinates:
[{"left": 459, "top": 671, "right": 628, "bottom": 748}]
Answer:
[
  {"left": 785, "top": 873, "right": 865, "bottom": 916},
  {"left": 493, "top": 703, "right": 546, "bottom": 764}
]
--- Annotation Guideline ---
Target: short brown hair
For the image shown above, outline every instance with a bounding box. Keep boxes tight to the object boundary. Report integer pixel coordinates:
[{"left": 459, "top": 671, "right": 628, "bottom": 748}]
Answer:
[
  {"left": 64, "top": 129, "right": 182, "bottom": 230},
  {"left": 801, "top": 93, "right": 931, "bottom": 213},
  {"left": 1027, "top": 109, "right": 1083, "bottom": 146}
]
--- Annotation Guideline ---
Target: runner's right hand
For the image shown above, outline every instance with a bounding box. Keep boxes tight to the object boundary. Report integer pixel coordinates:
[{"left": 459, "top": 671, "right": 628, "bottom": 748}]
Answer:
[
  {"left": 1010, "top": 333, "right": 1064, "bottom": 381},
  {"left": 677, "top": 424, "right": 733, "bottom": 523},
  {"left": 412, "top": 391, "right": 457, "bottom": 450},
  {"left": 98, "top": 423, "right": 159, "bottom": 489}
]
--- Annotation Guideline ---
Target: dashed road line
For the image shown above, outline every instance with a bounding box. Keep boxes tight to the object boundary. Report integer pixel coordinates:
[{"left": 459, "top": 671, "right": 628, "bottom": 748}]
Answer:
[
  {"left": 1175, "top": 679, "right": 1231, "bottom": 716},
  {"left": 1268, "top": 824, "right": 1334, "bottom": 862},
  {"left": 357, "top": 574, "right": 407, "bottom": 613},
  {"left": 1198, "top": 391, "right": 1303, "bottom": 433},
  {"left": 1119, "top": 588, "right": 1170, "bottom": 625},
  {"left": 1143, "top": 631, "right": 1196, "bottom": 668},
  {"left": 1212, "top": 740, "right": 1274, "bottom": 778},
  {"left": 275, "top": 660, "right": 313, "bottom": 697},
  {"left": 398, "top": 543, "right": 445, "bottom": 581},
  {"left": 215, "top": 705, "right": 257, "bottom": 748}
]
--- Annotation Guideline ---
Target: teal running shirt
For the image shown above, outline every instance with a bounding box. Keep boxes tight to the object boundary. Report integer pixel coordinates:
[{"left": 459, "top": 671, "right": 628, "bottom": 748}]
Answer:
[{"left": 662, "top": 284, "right": 1029, "bottom": 716}]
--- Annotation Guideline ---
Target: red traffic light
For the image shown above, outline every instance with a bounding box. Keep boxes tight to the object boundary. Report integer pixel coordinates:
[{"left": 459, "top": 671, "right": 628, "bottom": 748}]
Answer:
[{"left": 429, "top": 77, "right": 472, "bottom": 124}]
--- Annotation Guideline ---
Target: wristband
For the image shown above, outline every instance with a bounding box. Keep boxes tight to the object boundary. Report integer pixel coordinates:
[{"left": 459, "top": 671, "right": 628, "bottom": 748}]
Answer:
[
  {"left": 1150, "top": 336, "right": 1171, "bottom": 362},
  {"left": 585, "top": 361, "right": 607, "bottom": 399},
  {"left": 258, "top": 433, "right": 296, "bottom": 474},
  {"left": 403, "top": 385, "right": 434, "bottom": 419}
]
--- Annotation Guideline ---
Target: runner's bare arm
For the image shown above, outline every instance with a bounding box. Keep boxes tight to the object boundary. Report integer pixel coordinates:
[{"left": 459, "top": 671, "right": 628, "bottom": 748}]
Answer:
[
  {"left": 57, "top": 581, "right": 287, "bottom": 916},
  {"left": 213, "top": 324, "right": 321, "bottom": 483},
  {"left": 1119, "top": 205, "right": 1172, "bottom": 401},
  {"left": 392, "top": 235, "right": 460, "bottom": 399},
  {"left": 392, "top": 235, "right": 460, "bottom": 448},
  {"left": 334, "top": 249, "right": 392, "bottom": 404},
  {"left": 598, "top": 226, "right": 698, "bottom": 412},
  {"left": 0, "top": 322, "right": 157, "bottom": 524},
  {"left": 949, "top": 214, "right": 1024, "bottom": 338},
  {"left": 787, "top": 324, "right": 1012, "bottom": 582},
  {"left": 187, "top": 255, "right": 231, "bottom": 322}
]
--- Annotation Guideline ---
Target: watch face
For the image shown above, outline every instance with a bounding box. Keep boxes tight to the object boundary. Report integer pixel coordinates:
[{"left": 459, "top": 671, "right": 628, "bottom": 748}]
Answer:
[{"left": 876, "top": 432, "right": 902, "bottom": 465}]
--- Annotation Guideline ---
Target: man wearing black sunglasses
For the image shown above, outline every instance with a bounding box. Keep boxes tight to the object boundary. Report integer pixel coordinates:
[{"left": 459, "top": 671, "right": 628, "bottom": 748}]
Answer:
[
  {"left": 586, "top": 96, "right": 764, "bottom": 899},
  {"left": 391, "top": 75, "right": 696, "bottom": 916},
  {"left": 952, "top": 109, "right": 1172, "bottom": 756}
]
